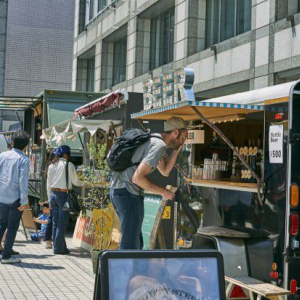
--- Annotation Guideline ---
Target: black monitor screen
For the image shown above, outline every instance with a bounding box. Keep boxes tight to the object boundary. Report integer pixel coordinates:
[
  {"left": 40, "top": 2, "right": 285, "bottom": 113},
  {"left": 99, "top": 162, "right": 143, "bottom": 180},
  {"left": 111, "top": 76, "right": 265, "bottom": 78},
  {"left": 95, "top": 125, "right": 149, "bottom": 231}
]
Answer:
[{"left": 107, "top": 257, "right": 220, "bottom": 300}]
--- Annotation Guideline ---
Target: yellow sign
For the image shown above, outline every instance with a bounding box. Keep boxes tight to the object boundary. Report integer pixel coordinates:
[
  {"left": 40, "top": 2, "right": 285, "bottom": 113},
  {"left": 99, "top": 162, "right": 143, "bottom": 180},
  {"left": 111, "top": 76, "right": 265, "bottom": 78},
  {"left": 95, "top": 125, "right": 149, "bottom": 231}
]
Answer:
[
  {"left": 162, "top": 206, "right": 171, "bottom": 219},
  {"left": 93, "top": 203, "right": 114, "bottom": 250}
]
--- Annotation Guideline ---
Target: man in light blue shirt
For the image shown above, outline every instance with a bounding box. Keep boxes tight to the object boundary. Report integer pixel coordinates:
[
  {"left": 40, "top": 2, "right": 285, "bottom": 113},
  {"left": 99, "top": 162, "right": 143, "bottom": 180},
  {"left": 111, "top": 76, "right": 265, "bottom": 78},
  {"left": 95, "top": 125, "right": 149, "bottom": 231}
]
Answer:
[{"left": 0, "top": 130, "right": 29, "bottom": 264}]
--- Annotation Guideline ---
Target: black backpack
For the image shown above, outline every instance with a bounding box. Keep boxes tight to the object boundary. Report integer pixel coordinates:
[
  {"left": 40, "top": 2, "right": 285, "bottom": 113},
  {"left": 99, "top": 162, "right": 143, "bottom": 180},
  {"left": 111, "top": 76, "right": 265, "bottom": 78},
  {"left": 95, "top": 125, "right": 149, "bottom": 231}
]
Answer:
[{"left": 106, "top": 128, "right": 162, "bottom": 172}]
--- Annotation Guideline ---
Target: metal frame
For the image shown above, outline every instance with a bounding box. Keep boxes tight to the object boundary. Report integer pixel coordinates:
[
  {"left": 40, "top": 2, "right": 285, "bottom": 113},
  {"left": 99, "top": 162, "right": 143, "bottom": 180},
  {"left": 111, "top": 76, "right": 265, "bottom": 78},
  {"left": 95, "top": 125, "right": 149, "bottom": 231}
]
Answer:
[{"left": 0, "top": 96, "right": 41, "bottom": 110}]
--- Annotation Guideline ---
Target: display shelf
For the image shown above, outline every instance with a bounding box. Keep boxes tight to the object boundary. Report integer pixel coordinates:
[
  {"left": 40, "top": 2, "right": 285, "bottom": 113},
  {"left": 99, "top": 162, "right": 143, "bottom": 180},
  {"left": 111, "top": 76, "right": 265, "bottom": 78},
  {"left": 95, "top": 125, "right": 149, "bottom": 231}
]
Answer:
[{"left": 185, "top": 178, "right": 263, "bottom": 193}]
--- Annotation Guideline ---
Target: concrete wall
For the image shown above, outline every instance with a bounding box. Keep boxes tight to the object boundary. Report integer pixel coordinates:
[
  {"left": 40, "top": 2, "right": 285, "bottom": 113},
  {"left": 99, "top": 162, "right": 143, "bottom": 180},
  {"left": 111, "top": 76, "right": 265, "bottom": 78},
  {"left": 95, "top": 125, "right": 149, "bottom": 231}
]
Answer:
[
  {"left": 0, "top": 0, "right": 7, "bottom": 96},
  {"left": 73, "top": 0, "right": 300, "bottom": 96},
  {"left": 3, "top": 0, "right": 75, "bottom": 97}
]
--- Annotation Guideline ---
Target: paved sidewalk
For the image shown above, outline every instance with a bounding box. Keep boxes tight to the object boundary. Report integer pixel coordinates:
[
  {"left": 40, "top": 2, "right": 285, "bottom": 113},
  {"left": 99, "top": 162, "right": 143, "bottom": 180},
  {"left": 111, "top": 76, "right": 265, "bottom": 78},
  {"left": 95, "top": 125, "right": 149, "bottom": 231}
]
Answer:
[{"left": 0, "top": 231, "right": 95, "bottom": 300}]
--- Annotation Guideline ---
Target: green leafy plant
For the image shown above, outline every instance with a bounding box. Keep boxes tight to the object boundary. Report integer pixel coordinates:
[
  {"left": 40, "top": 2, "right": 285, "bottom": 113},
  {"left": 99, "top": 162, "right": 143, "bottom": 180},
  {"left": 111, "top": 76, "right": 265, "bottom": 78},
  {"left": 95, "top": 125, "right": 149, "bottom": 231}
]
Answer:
[
  {"left": 87, "top": 141, "right": 108, "bottom": 171},
  {"left": 79, "top": 141, "right": 110, "bottom": 213}
]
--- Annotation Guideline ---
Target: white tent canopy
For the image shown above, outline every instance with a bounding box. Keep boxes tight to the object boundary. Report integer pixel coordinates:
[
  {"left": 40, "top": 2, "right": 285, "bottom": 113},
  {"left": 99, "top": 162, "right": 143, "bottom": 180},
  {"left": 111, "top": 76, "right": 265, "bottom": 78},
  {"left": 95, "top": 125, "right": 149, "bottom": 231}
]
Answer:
[
  {"left": 41, "top": 119, "right": 122, "bottom": 146},
  {"left": 203, "top": 81, "right": 297, "bottom": 106}
]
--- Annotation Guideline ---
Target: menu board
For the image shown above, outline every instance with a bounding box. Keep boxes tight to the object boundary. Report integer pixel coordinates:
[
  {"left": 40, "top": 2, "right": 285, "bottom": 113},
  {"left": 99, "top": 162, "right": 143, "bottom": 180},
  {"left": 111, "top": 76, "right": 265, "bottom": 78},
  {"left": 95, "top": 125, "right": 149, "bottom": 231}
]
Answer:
[
  {"left": 142, "top": 193, "right": 166, "bottom": 249},
  {"left": 269, "top": 125, "right": 284, "bottom": 164},
  {"left": 142, "top": 187, "right": 178, "bottom": 249}
]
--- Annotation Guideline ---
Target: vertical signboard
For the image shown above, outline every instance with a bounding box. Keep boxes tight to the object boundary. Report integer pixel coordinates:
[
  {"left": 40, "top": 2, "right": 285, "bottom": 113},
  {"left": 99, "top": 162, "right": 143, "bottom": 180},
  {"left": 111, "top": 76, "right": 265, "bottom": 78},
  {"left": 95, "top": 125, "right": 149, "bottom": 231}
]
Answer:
[{"left": 269, "top": 125, "right": 284, "bottom": 164}]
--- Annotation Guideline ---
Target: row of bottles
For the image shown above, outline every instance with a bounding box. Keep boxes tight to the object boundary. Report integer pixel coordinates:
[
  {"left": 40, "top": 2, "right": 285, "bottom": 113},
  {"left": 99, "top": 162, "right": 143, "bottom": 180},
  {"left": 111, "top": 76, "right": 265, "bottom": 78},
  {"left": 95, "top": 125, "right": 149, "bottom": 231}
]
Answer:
[{"left": 231, "top": 136, "right": 264, "bottom": 182}]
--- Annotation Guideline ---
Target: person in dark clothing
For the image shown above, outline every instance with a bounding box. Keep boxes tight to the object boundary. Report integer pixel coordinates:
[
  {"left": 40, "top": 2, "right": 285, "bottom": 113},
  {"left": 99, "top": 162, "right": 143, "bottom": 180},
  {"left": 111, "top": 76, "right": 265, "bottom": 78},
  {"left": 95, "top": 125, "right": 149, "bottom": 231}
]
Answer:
[{"left": 0, "top": 130, "right": 30, "bottom": 264}]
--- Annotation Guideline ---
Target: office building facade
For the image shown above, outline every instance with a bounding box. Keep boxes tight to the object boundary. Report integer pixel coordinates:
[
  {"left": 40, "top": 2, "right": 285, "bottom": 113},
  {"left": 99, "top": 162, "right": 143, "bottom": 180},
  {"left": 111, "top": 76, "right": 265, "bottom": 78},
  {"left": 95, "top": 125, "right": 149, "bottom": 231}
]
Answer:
[
  {"left": 73, "top": 0, "right": 300, "bottom": 99},
  {"left": 0, "top": 0, "right": 75, "bottom": 131}
]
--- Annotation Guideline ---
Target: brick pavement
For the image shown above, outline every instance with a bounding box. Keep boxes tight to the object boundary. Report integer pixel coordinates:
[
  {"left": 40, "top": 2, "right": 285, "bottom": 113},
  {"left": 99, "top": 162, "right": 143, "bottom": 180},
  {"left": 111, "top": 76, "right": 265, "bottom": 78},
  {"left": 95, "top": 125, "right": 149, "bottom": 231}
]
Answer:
[{"left": 0, "top": 231, "right": 95, "bottom": 300}]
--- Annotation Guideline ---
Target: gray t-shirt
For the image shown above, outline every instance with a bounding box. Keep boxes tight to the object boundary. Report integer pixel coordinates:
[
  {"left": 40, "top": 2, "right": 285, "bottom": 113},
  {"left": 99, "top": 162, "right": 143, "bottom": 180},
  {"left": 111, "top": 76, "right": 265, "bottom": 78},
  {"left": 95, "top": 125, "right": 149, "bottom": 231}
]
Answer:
[{"left": 111, "top": 134, "right": 166, "bottom": 195}]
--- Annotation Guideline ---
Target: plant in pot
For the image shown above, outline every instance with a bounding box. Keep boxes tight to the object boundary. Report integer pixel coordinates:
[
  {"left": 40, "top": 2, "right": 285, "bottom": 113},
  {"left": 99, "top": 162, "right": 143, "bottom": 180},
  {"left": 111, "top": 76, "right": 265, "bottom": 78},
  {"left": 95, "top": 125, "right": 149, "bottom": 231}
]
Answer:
[{"left": 79, "top": 141, "right": 115, "bottom": 273}]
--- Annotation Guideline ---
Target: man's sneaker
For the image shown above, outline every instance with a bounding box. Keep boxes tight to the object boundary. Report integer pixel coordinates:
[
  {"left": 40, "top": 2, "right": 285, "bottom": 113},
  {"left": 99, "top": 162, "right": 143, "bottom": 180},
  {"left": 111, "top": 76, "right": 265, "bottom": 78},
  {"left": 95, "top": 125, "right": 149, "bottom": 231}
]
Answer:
[
  {"left": 10, "top": 250, "right": 19, "bottom": 255},
  {"left": 45, "top": 243, "right": 52, "bottom": 249},
  {"left": 1, "top": 257, "right": 21, "bottom": 264}
]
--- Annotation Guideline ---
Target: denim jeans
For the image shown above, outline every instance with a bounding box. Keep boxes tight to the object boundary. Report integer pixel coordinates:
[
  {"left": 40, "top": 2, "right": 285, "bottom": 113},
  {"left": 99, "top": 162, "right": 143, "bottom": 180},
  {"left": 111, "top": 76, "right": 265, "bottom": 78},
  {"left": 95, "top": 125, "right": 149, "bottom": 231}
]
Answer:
[
  {"left": 0, "top": 200, "right": 23, "bottom": 259},
  {"left": 111, "top": 188, "right": 144, "bottom": 249},
  {"left": 50, "top": 191, "right": 69, "bottom": 254},
  {"left": 44, "top": 210, "right": 52, "bottom": 242}
]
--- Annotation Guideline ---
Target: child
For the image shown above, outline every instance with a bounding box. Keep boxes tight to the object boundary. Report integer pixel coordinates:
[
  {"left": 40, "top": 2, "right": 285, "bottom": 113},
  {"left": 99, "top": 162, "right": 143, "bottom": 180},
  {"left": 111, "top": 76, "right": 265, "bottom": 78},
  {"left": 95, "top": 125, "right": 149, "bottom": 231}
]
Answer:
[{"left": 31, "top": 203, "right": 50, "bottom": 241}]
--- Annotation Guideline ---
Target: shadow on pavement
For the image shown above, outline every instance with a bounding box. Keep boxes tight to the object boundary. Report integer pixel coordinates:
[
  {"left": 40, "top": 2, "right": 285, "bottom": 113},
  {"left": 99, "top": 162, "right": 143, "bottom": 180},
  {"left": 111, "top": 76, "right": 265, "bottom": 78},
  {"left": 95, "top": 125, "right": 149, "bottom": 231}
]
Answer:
[
  {"left": 15, "top": 262, "right": 65, "bottom": 270},
  {"left": 19, "top": 254, "right": 53, "bottom": 259},
  {"left": 69, "top": 248, "right": 91, "bottom": 258},
  {"left": 15, "top": 240, "right": 39, "bottom": 244}
]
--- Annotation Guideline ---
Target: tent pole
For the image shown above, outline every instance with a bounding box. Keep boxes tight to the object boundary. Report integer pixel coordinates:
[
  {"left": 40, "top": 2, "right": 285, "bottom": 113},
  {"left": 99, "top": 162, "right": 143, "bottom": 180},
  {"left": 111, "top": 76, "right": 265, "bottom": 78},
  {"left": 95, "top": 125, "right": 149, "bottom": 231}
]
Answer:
[
  {"left": 110, "top": 121, "right": 118, "bottom": 137},
  {"left": 41, "top": 95, "right": 48, "bottom": 202},
  {"left": 77, "top": 132, "right": 89, "bottom": 159}
]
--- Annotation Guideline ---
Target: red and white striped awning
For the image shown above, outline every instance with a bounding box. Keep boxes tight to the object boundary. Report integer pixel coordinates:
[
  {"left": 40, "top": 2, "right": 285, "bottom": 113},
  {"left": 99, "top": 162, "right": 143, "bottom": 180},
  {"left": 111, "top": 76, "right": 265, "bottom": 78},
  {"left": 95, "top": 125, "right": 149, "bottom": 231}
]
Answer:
[{"left": 74, "top": 89, "right": 128, "bottom": 118}]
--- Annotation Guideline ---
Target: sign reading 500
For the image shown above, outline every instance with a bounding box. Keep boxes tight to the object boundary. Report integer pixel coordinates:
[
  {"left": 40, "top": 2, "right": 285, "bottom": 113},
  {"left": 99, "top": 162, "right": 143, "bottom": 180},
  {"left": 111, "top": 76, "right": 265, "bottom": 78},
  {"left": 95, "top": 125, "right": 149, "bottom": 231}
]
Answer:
[{"left": 143, "top": 68, "right": 195, "bottom": 110}]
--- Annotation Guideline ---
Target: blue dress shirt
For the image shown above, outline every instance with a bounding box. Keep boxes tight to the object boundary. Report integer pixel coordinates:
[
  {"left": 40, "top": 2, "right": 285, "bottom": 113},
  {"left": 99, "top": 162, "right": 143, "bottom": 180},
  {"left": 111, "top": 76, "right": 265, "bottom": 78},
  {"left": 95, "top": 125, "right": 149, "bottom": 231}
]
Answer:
[{"left": 0, "top": 149, "right": 29, "bottom": 206}]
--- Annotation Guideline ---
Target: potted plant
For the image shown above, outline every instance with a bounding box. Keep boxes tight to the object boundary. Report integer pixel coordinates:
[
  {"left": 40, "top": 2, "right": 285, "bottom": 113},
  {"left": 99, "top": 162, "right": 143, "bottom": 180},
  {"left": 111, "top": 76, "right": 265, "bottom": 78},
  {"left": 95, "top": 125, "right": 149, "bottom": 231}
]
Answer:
[{"left": 79, "top": 141, "right": 114, "bottom": 273}]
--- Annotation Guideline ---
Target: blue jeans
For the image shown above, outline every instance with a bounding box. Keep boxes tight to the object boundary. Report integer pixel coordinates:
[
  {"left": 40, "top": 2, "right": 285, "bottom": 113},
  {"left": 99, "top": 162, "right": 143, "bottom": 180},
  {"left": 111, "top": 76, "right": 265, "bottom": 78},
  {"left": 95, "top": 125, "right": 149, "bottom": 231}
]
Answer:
[
  {"left": 50, "top": 191, "right": 69, "bottom": 254},
  {"left": 0, "top": 200, "right": 23, "bottom": 259},
  {"left": 111, "top": 188, "right": 144, "bottom": 249}
]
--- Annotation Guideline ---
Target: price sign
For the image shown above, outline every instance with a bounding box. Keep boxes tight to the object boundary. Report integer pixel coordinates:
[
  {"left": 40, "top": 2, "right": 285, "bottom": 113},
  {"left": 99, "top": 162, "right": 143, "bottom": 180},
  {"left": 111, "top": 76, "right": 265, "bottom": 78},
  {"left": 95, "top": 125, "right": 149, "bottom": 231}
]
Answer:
[
  {"left": 162, "top": 206, "right": 171, "bottom": 219},
  {"left": 269, "top": 125, "right": 283, "bottom": 164},
  {"left": 186, "top": 130, "right": 205, "bottom": 144}
]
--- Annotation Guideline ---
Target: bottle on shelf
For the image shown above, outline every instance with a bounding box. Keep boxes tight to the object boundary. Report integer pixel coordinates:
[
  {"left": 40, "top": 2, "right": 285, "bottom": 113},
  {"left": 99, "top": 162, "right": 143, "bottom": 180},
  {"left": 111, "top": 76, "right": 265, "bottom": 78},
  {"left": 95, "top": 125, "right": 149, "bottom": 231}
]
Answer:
[{"left": 257, "top": 134, "right": 264, "bottom": 180}]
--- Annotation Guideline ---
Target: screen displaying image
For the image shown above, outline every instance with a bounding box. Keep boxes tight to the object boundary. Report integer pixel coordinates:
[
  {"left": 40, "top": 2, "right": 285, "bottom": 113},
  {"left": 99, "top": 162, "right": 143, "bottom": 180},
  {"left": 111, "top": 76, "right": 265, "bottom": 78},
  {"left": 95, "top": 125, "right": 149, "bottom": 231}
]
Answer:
[{"left": 108, "top": 257, "right": 220, "bottom": 300}]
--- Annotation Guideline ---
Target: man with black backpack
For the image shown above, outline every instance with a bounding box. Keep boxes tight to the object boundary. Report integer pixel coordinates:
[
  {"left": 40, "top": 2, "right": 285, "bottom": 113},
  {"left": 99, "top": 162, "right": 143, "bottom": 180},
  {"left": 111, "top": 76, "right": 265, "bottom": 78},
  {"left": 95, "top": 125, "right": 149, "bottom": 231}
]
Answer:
[{"left": 108, "top": 116, "right": 188, "bottom": 249}]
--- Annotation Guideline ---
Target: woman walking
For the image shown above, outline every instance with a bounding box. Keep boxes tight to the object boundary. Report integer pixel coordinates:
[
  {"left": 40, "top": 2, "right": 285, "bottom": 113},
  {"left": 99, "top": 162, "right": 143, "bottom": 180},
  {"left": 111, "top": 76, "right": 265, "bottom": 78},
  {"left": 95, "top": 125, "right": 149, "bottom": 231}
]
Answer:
[{"left": 47, "top": 145, "right": 84, "bottom": 255}]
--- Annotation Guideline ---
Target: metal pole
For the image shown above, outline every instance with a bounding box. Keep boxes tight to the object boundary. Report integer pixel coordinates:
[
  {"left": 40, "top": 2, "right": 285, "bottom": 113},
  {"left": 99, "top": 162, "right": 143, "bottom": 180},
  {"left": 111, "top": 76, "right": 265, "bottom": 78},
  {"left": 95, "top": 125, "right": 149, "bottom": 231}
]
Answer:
[
  {"left": 190, "top": 106, "right": 263, "bottom": 206},
  {"left": 41, "top": 95, "right": 48, "bottom": 202},
  {"left": 15, "top": 110, "right": 23, "bottom": 128},
  {"left": 0, "top": 110, "right": 3, "bottom": 132}
]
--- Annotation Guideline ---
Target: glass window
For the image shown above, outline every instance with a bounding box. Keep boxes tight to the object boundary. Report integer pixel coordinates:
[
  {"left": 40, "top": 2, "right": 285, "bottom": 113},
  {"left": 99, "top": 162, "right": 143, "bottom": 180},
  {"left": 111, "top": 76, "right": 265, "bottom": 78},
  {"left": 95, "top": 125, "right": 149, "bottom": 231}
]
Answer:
[
  {"left": 237, "top": 0, "right": 252, "bottom": 35},
  {"left": 276, "top": 0, "right": 288, "bottom": 21},
  {"left": 206, "top": 0, "right": 252, "bottom": 48},
  {"left": 206, "top": 0, "right": 220, "bottom": 48},
  {"left": 220, "top": 0, "right": 235, "bottom": 42},
  {"left": 98, "top": 0, "right": 107, "bottom": 12},
  {"left": 87, "top": 57, "right": 95, "bottom": 92},
  {"left": 150, "top": 7, "right": 175, "bottom": 70},
  {"left": 89, "top": 0, "right": 94, "bottom": 21},
  {"left": 113, "top": 36, "right": 127, "bottom": 86}
]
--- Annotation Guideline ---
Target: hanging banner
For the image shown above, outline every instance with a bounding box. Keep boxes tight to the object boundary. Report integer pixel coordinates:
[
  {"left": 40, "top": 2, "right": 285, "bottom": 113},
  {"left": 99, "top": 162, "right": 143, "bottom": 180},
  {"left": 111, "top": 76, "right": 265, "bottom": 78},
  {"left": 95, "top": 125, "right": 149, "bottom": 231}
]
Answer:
[{"left": 269, "top": 125, "right": 283, "bottom": 164}]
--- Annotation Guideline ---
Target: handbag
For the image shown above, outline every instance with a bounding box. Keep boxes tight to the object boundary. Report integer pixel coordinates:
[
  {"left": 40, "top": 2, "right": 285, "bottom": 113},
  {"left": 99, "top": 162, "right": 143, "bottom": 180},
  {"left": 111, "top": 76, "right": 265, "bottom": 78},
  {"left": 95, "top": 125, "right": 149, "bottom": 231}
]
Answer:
[{"left": 65, "top": 161, "right": 80, "bottom": 214}]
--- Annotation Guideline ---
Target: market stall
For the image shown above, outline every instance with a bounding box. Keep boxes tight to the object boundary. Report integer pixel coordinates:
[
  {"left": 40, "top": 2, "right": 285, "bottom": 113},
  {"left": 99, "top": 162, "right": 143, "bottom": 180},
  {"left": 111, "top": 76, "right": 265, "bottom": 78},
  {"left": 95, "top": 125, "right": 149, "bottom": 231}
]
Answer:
[
  {"left": 42, "top": 117, "right": 123, "bottom": 272},
  {"left": 131, "top": 72, "right": 300, "bottom": 296}
]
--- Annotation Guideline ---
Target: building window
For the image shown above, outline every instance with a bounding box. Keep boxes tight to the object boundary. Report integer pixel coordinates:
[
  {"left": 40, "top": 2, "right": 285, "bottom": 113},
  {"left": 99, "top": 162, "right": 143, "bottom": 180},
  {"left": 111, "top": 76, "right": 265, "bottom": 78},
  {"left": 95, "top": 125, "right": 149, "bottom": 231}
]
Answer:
[
  {"left": 113, "top": 36, "right": 127, "bottom": 86},
  {"left": 149, "top": 7, "right": 175, "bottom": 70},
  {"left": 77, "top": 49, "right": 95, "bottom": 92},
  {"left": 98, "top": 0, "right": 107, "bottom": 12},
  {"left": 78, "top": 0, "right": 86, "bottom": 35},
  {"left": 276, "top": 0, "right": 288, "bottom": 21},
  {"left": 89, "top": 0, "right": 94, "bottom": 21},
  {"left": 206, "top": 0, "right": 251, "bottom": 48},
  {"left": 86, "top": 0, "right": 119, "bottom": 25},
  {"left": 87, "top": 57, "right": 95, "bottom": 92}
]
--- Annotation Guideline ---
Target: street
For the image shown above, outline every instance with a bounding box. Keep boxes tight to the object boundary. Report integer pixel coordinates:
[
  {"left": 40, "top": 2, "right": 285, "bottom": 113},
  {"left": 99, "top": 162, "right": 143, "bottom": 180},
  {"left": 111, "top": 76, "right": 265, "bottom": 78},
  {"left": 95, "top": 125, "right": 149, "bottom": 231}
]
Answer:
[{"left": 0, "top": 231, "right": 94, "bottom": 300}]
